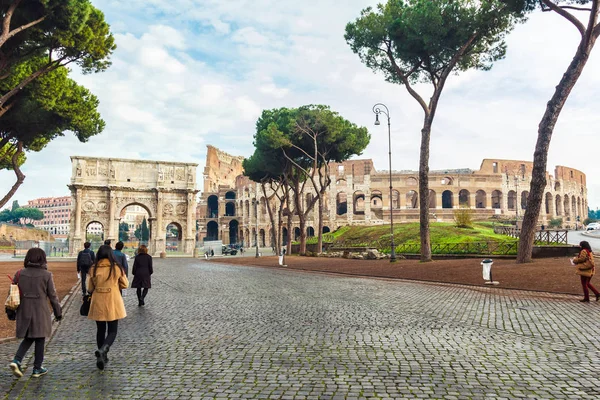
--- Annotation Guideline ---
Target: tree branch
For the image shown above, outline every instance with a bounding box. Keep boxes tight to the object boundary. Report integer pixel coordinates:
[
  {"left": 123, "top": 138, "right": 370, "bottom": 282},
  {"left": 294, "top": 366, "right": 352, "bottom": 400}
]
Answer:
[
  {"left": 385, "top": 43, "right": 430, "bottom": 116},
  {"left": 0, "top": 141, "right": 25, "bottom": 209},
  {"left": 541, "top": 0, "right": 586, "bottom": 37}
]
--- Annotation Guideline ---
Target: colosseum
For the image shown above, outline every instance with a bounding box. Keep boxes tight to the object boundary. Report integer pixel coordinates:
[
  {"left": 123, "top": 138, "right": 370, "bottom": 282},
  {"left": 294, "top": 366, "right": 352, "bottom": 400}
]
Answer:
[{"left": 196, "top": 145, "right": 588, "bottom": 247}]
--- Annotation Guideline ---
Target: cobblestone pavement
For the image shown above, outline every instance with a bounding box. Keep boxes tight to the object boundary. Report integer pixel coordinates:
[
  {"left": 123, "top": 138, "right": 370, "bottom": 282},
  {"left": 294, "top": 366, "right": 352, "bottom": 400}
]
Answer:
[{"left": 2, "top": 259, "right": 600, "bottom": 399}]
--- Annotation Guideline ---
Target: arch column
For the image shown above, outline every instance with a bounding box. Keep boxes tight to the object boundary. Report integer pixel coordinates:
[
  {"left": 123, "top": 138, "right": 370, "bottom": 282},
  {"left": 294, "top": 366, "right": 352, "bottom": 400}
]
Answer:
[
  {"left": 436, "top": 192, "right": 443, "bottom": 209},
  {"left": 185, "top": 192, "right": 196, "bottom": 253},
  {"left": 107, "top": 191, "right": 118, "bottom": 243},
  {"left": 453, "top": 193, "right": 460, "bottom": 209},
  {"left": 469, "top": 193, "right": 477, "bottom": 209},
  {"left": 486, "top": 192, "right": 493, "bottom": 210},
  {"left": 148, "top": 217, "right": 161, "bottom": 255},
  {"left": 364, "top": 191, "right": 371, "bottom": 221},
  {"left": 70, "top": 188, "right": 83, "bottom": 256}
]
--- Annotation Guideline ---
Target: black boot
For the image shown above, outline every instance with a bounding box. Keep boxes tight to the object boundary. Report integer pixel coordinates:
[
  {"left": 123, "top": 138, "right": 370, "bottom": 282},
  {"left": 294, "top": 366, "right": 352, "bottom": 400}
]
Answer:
[{"left": 94, "top": 344, "right": 110, "bottom": 370}]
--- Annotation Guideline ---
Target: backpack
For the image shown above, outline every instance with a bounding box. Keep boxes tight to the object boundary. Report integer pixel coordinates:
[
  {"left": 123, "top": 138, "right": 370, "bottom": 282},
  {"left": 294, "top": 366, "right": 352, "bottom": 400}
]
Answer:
[{"left": 79, "top": 251, "right": 92, "bottom": 269}]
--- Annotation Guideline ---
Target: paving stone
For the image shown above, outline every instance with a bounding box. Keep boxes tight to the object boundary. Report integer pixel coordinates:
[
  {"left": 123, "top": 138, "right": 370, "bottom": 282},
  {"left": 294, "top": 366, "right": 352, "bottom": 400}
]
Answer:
[{"left": 1, "top": 259, "right": 600, "bottom": 398}]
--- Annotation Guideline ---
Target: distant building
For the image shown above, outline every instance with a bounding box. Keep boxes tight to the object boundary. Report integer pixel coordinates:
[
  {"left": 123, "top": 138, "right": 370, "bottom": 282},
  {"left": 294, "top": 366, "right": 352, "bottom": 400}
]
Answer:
[
  {"left": 26, "top": 196, "right": 73, "bottom": 240},
  {"left": 119, "top": 205, "right": 148, "bottom": 239}
]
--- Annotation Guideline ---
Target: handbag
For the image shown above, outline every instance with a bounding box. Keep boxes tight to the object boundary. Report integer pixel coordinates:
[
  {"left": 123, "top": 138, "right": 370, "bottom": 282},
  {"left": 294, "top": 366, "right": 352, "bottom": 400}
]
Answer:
[
  {"left": 4, "top": 270, "right": 21, "bottom": 311},
  {"left": 80, "top": 294, "right": 92, "bottom": 316}
]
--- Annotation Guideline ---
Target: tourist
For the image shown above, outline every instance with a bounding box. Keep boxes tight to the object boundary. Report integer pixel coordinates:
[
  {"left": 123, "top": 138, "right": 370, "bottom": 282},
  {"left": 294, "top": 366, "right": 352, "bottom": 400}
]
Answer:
[
  {"left": 77, "top": 242, "right": 95, "bottom": 296},
  {"left": 104, "top": 239, "right": 112, "bottom": 247},
  {"left": 9, "top": 248, "right": 62, "bottom": 378},
  {"left": 113, "top": 241, "right": 129, "bottom": 277},
  {"left": 87, "top": 245, "right": 129, "bottom": 370},
  {"left": 131, "top": 245, "right": 153, "bottom": 307},
  {"left": 572, "top": 240, "right": 599, "bottom": 302}
]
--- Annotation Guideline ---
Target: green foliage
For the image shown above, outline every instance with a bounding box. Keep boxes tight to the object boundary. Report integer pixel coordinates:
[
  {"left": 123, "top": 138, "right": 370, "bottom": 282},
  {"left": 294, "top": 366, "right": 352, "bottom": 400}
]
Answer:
[
  {"left": 118, "top": 222, "right": 129, "bottom": 242},
  {"left": 135, "top": 218, "right": 150, "bottom": 241},
  {"left": 549, "top": 218, "right": 563, "bottom": 228},
  {"left": 0, "top": 207, "right": 44, "bottom": 225},
  {"left": 0, "top": 209, "right": 12, "bottom": 222},
  {"left": 453, "top": 207, "right": 474, "bottom": 228},
  {"left": 345, "top": 0, "right": 524, "bottom": 86},
  {"left": 11, "top": 201, "right": 19, "bottom": 212},
  {"left": 0, "top": 145, "right": 26, "bottom": 170}
]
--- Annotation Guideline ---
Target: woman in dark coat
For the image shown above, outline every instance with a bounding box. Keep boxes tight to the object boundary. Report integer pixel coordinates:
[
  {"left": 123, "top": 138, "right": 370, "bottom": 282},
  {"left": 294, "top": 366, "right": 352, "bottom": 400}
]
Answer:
[
  {"left": 131, "top": 245, "right": 153, "bottom": 306},
  {"left": 9, "top": 248, "right": 62, "bottom": 378}
]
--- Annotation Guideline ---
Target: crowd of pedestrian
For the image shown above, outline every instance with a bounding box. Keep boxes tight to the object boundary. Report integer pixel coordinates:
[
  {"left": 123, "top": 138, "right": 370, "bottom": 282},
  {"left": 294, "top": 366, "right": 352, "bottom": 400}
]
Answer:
[{"left": 6, "top": 240, "right": 153, "bottom": 377}]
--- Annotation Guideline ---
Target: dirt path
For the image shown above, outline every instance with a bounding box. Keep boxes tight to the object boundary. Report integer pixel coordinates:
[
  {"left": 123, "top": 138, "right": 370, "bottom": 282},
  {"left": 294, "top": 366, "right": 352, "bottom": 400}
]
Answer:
[
  {"left": 211, "top": 255, "right": 585, "bottom": 295},
  {"left": 1, "top": 261, "right": 78, "bottom": 340}
]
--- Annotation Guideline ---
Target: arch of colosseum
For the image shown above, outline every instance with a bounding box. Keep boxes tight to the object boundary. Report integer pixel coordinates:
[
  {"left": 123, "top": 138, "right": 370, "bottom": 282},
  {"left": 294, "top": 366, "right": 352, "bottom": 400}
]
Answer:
[{"left": 196, "top": 146, "right": 588, "bottom": 247}]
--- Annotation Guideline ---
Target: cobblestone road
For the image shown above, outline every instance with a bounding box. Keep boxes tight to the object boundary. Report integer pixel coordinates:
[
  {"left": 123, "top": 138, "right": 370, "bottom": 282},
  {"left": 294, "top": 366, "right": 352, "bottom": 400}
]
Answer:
[{"left": 2, "top": 259, "right": 600, "bottom": 399}]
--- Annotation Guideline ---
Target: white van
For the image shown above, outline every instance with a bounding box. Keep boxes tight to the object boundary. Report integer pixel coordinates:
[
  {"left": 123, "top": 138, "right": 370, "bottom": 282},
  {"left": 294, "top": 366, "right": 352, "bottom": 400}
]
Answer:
[{"left": 586, "top": 222, "right": 600, "bottom": 231}]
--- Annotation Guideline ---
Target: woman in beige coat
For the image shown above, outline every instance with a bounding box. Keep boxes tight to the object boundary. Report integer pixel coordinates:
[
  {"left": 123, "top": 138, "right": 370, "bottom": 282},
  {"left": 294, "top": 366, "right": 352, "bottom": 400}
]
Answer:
[
  {"left": 572, "top": 240, "right": 599, "bottom": 302},
  {"left": 86, "top": 245, "right": 129, "bottom": 370}
]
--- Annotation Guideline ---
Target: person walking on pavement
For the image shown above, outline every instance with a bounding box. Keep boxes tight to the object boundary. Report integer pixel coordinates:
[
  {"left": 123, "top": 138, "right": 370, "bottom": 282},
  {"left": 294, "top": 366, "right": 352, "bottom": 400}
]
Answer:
[
  {"left": 77, "top": 242, "right": 95, "bottom": 296},
  {"left": 9, "top": 248, "right": 62, "bottom": 378},
  {"left": 572, "top": 240, "right": 600, "bottom": 302},
  {"left": 87, "top": 245, "right": 129, "bottom": 370},
  {"left": 113, "top": 241, "right": 129, "bottom": 277},
  {"left": 131, "top": 245, "right": 153, "bottom": 307}
]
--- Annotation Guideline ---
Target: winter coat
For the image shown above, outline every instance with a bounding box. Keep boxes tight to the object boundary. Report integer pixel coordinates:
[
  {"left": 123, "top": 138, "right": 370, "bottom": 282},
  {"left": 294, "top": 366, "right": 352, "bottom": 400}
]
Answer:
[
  {"left": 573, "top": 249, "right": 595, "bottom": 278},
  {"left": 77, "top": 248, "right": 95, "bottom": 273},
  {"left": 131, "top": 253, "right": 153, "bottom": 288},
  {"left": 13, "top": 263, "right": 62, "bottom": 339},
  {"left": 113, "top": 250, "right": 129, "bottom": 276},
  {"left": 86, "top": 259, "right": 129, "bottom": 322}
]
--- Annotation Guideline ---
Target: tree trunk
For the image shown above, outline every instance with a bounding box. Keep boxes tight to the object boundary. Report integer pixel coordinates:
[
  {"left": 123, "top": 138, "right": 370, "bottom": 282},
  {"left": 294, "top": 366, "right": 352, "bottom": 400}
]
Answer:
[
  {"left": 418, "top": 120, "right": 433, "bottom": 262},
  {"left": 0, "top": 142, "right": 24, "bottom": 209},
  {"left": 517, "top": 40, "right": 595, "bottom": 263},
  {"left": 261, "top": 183, "right": 278, "bottom": 251},
  {"left": 317, "top": 195, "right": 324, "bottom": 254}
]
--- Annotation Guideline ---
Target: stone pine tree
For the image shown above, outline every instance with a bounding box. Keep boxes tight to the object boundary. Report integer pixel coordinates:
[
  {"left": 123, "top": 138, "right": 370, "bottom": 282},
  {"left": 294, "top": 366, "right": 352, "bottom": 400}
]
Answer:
[
  {"left": 119, "top": 222, "right": 129, "bottom": 242},
  {"left": 345, "top": 0, "right": 523, "bottom": 262},
  {"left": 504, "top": 0, "right": 600, "bottom": 263},
  {"left": 247, "top": 106, "right": 369, "bottom": 255}
]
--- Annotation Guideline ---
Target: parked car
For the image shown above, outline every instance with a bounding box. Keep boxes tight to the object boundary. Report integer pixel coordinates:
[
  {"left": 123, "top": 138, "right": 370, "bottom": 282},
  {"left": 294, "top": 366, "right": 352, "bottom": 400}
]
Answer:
[
  {"left": 222, "top": 245, "right": 238, "bottom": 255},
  {"left": 586, "top": 223, "right": 600, "bottom": 231}
]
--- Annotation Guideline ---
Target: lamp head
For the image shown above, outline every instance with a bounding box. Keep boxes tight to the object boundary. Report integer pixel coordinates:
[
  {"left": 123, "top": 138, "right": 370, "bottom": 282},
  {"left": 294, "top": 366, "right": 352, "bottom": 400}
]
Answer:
[{"left": 374, "top": 114, "right": 380, "bottom": 126}]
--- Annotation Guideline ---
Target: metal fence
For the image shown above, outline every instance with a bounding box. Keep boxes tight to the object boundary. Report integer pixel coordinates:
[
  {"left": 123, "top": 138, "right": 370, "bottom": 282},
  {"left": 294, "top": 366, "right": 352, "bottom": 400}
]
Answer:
[
  {"left": 493, "top": 226, "right": 568, "bottom": 245},
  {"left": 395, "top": 241, "right": 519, "bottom": 255},
  {"left": 14, "top": 240, "right": 70, "bottom": 257}
]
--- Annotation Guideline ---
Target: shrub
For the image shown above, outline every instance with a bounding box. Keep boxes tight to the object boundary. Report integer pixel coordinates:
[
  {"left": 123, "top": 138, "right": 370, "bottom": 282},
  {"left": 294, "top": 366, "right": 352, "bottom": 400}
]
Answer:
[
  {"left": 549, "top": 218, "right": 563, "bottom": 228},
  {"left": 454, "top": 206, "right": 474, "bottom": 228}
]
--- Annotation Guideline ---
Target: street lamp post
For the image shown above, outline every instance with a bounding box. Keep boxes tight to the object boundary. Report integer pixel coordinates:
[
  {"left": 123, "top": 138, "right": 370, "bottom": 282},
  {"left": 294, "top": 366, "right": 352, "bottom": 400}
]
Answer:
[
  {"left": 253, "top": 198, "right": 259, "bottom": 257},
  {"left": 373, "top": 103, "right": 397, "bottom": 263}
]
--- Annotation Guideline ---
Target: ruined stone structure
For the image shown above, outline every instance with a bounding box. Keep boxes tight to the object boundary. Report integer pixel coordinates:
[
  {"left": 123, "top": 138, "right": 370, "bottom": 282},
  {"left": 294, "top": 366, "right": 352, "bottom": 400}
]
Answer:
[
  {"left": 197, "top": 146, "right": 588, "bottom": 247},
  {"left": 68, "top": 156, "right": 198, "bottom": 256}
]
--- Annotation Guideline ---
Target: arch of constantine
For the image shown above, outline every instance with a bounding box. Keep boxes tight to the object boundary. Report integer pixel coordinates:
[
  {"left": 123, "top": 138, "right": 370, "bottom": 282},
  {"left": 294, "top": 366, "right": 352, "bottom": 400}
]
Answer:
[
  {"left": 197, "top": 146, "right": 588, "bottom": 247},
  {"left": 68, "top": 156, "right": 198, "bottom": 256}
]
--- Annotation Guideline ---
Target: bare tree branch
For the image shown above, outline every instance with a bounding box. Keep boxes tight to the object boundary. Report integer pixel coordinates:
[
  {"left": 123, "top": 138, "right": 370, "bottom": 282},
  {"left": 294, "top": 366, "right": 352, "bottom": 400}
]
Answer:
[
  {"left": 541, "top": 0, "right": 586, "bottom": 37},
  {"left": 0, "top": 141, "right": 25, "bottom": 209}
]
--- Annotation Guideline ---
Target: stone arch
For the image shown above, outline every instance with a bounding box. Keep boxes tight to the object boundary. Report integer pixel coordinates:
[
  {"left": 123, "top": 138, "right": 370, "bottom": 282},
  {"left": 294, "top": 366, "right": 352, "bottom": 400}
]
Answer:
[
  {"left": 307, "top": 227, "right": 315, "bottom": 237},
  {"left": 225, "top": 191, "right": 236, "bottom": 200},
  {"left": 476, "top": 190, "right": 486, "bottom": 209},
  {"left": 441, "top": 177, "right": 453, "bottom": 185},
  {"left": 165, "top": 222, "right": 182, "bottom": 252},
  {"left": 207, "top": 195, "right": 218, "bottom": 218},
  {"left": 85, "top": 221, "right": 105, "bottom": 242},
  {"left": 336, "top": 192, "right": 347, "bottom": 215},
  {"left": 371, "top": 190, "right": 383, "bottom": 209},
  {"left": 507, "top": 190, "right": 517, "bottom": 210},
  {"left": 545, "top": 193, "right": 553, "bottom": 215},
  {"left": 306, "top": 193, "right": 314, "bottom": 209},
  {"left": 260, "top": 197, "right": 267, "bottom": 216},
  {"left": 229, "top": 220, "right": 239, "bottom": 244},
  {"left": 442, "top": 190, "right": 453, "bottom": 209},
  {"left": 259, "top": 229, "right": 266, "bottom": 247},
  {"left": 429, "top": 190, "right": 436, "bottom": 209},
  {"left": 572, "top": 195, "right": 576, "bottom": 217},
  {"left": 225, "top": 202, "right": 236, "bottom": 217},
  {"left": 491, "top": 190, "right": 502, "bottom": 209},
  {"left": 323, "top": 226, "right": 330, "bottom": 233},
  {"left": 245, "top": 200, "right": 250, "bottom": 217},
  {"left": 555, "top": 195, "right": 562, "bottom": 216},
  {"left": 406, "top": 177, "right": 418, "bottom": 186},
  {"left": 564, "top": 195, "right": 570, "bottom": 217},
  {"left": 294, "top": 227, "right": 301, "bottom": 241},
  {"left": 521, "top": 191, "right": 529, "bottom": 210},
  {"left": 459, "top": 189, "right": 470, "bottom": 207},
  {"left": 392, "top": 190, "right": 400, "bottom": 209},
  {"left": 206, "top": 221, "right": 218, "bottom": 241},
  {"left": 577, "top": 197, "right": 582, "bottom": 219},
  {"left": 354, "top": 191, "right": 365, "bottom": 214},
  {"left": 554, "top": 182, "right": 561, "bottom": 192},
  {"left": 406, "top": 190, "right": 418, "bottom": 209}
]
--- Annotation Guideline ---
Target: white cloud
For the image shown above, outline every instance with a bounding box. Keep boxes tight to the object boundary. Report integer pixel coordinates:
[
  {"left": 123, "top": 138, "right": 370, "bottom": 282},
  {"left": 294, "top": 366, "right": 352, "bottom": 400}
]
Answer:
[{"left": 2, "top": 1, "right": 600, "bottom": 212}]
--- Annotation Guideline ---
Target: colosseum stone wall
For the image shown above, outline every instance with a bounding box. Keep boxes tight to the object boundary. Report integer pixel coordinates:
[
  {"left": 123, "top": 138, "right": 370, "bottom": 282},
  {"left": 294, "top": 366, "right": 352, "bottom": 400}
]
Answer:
[{"left": 197, "top": 146, "right": 587, "bottom": 246}]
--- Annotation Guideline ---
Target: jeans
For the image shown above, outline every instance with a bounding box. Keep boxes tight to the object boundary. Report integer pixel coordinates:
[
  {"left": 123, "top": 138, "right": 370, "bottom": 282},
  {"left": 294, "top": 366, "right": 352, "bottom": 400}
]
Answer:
[
  {"left": 96, "top": 320, "right": 119, "bottom": 349},
  {"left": 580, "top": 276, "right": 599, "bottom": 300},
  {"left": 81, "top": 270, "right": 89, "bottom": 295},
  {"left": 14, "top": 337, "right": 45, "bottom": 369}
]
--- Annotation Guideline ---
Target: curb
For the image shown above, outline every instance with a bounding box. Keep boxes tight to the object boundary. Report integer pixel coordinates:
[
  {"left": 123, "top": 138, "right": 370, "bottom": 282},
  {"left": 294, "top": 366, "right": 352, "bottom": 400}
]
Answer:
[{"left": 0, "top": 279, "right": 81, "bottom": 344}]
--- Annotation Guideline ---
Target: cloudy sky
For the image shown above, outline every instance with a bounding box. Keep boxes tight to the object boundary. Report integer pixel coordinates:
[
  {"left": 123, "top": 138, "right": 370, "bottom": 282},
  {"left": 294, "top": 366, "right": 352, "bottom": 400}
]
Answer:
[{"left": 1, "top": 1, "right": 599, "bottom": 208}]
